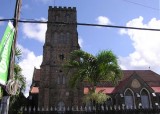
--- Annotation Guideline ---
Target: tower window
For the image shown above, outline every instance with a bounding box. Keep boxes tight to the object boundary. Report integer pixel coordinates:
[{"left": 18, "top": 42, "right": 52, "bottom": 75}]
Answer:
[
  {"left": 62, "top": 76, "right": 65, "bottom": 84},
  {"left": 53, "top": 32, "right": 58, "bottom": 43},
  {"left": 55, "top": 15, "right": 59, "bottom": 22},
  {"left": 57, "top": 76, "right": 60, "bottom": 84},
  {"left": 65, "top": 13, "right": 70, "bottom": 22},
  {"left": 58, "top": 32, "right": 66, "bottom": 44},
  {"left": 66, "top": 32, "right": 70, "bottom": 38},
  {"left": 57, "top": 75, "right": 65, "bottom": 84},
  {"left": 60, "top": 32, "right": 64, "bottom": 43},
  {"left": 66, "top": 32, "right": 70, "bottom": 43},
  {"left": 59, "top": 54, "right": 64, "bottom": 60}
]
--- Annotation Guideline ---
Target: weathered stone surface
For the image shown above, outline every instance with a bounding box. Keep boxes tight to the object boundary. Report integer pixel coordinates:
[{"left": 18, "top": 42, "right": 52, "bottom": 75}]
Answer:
[{"left": 38, "top": 6, "right": 83, "bottom": 108}]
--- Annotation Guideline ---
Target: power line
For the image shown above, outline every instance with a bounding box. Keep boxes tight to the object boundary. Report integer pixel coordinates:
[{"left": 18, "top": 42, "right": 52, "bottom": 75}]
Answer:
[
  {"left": 123, "top": 0, "right": 159, "bottom": 11},
  {"left": 1, "top": 18, "right": 160, "bottom": 31}
]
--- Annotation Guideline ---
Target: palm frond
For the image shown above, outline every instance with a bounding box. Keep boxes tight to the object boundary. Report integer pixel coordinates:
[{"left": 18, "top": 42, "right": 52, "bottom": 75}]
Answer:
[
  {"left": 15, "top": 47, "right": 22, "bottom": 61},
  {"left": 64, "top": 49, "right": 122, "bottom": 102}
]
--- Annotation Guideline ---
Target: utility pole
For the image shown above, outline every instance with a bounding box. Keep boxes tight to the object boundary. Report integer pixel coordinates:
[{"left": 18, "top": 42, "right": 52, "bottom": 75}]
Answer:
[
  {"left": 0, "top": 0, "right": 22, "bottom": 114},
  {"left": 10, "top": 0, "right": 22, "bottom": 79}
]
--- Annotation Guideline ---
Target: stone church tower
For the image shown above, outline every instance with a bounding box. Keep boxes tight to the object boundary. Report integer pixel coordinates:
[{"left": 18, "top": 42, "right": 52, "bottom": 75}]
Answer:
[{"left": 38, "top": 6, "right": 83, "bottom": 108}]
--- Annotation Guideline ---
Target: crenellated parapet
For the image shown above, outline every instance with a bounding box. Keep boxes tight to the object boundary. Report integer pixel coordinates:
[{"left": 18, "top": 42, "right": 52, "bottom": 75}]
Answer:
[{"left": 49, "top": 6, "right": 76, "bottom": 10}]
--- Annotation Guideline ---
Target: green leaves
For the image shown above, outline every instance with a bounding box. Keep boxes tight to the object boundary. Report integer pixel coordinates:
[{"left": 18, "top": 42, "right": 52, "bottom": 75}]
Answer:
[
  {"left": 14, "top": 48, "right": 26, "bottom": 92},
  {"left": 15, "top": 47, "right": 22, "bottom": 62},
  {"left": 64, "top": 49, "right": 122, "bottom": 104},
  {"left": 65, "top": 49, "right": 122, "bottom": 88},
  {"left": 83, "top": 90, "right": 110, "bottom": 104},
  {"left": 9, "top": 47, "right": 26, "bottom": 113}
]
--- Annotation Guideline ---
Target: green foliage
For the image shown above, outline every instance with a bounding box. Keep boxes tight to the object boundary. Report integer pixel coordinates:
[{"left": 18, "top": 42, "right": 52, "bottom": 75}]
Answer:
[
  {"left": 15, "top": 47, "right": 22, "bottom": 62},
  {"left": 9, "top": 47, "right": 27, "bottom": 113},
  {"left": 64, "top": 50, "right": 122, "bottom": 89},
  {"left": 0, "top": 87, "right": 3, "bottom": 99},
  {"left": 14, "top": 64, "right": 26, "bottom": 92},
  {"left": 9, "top": 92, "right": 27, "bottom": 114},
  {"left": 64, "top": 49, "right": 122, "bottom": 105},
  {"left": 83, "top": 90, "right": 109, "bottom": 104},
  {"left": 14, "top": 47, "right": 26, "bottom": 92}
]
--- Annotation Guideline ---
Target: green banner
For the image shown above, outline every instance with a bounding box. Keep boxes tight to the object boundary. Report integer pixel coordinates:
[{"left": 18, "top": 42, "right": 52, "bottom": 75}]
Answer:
[{"left": 0, "top": 21, "right": 15, "bottom": 85}]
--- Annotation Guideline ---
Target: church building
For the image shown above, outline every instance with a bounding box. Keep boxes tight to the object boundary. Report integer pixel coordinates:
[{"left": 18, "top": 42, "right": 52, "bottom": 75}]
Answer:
[{"left": 29, "top": 6, "right": 160, "bottom": 109}]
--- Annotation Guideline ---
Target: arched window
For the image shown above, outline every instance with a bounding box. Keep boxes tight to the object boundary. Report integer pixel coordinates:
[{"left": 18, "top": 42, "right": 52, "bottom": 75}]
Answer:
[
  {"left": 59, "top": 32, "right": 64, "bottom": 43},
  {"left": 62, "top": 76, "right": 65, "bottom": 84},
  {"left": 66, "top": 32, "right": 70, "bottom": 43},
  {"left": 141, "top": 89, "right": 150, "bottom": 109},
  {"left": 65, "top": 13, "right": 70, "bottom": 22},
  {"left": 124, "top": 89, "right": 134, "bottom": 109},
  {"left": 53, "top": 32, "right": 58, "bottom": 43},
  {"left": 59, "top": 54, "right": 64, "bottom": 60},
  {"left": 57, "top": 76, "right": 60, "bottom": 84},
  {"left": 57, "top": 75, "right": 65, "bottom": 84},
  {"left": 55, "top": 15, "right": 59, "bottom": 22},
  {"left": 66, "top": 32, "right": 70, "bottom": 38},
  {"left": 66, "top": 15, "right": 70, "bottom": 22},
  {"left": 58, "top": 32, "right": 64, "bottom": 43}
]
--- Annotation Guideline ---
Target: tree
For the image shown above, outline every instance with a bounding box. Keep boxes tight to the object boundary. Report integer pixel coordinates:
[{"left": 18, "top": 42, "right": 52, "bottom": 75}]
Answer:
[
  {"left": 64, "top": 50, "right": 122, "bottom": 104},
  {"left": 83, "top": 90, "right": 110, "bottom": 104},
  {"left": 14, "top": 48, "right": 26, "bottom": 92},
  {"left": 9, "top": 48, "right": 26, "bottom": 114}
]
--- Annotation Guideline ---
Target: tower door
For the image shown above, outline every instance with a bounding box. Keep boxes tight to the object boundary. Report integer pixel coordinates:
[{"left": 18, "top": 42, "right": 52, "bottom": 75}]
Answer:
[{"left": 58, "top": 101, "right": 65, "bottom": 110}]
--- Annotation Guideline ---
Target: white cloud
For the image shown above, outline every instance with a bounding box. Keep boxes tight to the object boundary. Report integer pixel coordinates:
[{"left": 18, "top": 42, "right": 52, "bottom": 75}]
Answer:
[
  {"left": 22, "top": 18, "right": 47, "bottom": 43},
  {"left": 78, "top": 37, "right": 83, "bottom": 48},
  {"left": 119, "top": 16, "right": 160, "bottom": 73},
  {"left": 18, "top": 44, "right": 42, "bottom": 97},
  {"left": 96, "top": 16, "right": 112, "bottom": 25}
]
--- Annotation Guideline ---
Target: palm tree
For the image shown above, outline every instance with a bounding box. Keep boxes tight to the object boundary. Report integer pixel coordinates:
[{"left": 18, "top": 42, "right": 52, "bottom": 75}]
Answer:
[
  {"left": 14, "top": 47, "right": 26, "bottom": 92},
  {"left": 64, "top": 50, "right": 122, "bottom": 104},
  {"left": 8, "top": 47, "right": 26, "bottom": 94},
  {"left": 9, "top": 48, "right": 26, "bottom": 114},
  {"left": 83, "top": 90, "right": 110, "bottom": 104}
]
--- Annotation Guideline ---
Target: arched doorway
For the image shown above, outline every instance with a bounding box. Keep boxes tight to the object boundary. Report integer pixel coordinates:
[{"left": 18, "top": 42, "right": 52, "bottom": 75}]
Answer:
[{"left": 58, "top": 101, "right": 65, "bottom": 110}]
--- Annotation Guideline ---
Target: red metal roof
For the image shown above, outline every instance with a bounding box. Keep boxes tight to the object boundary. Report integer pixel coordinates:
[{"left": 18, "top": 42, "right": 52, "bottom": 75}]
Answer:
[
  {"left": 32, "top": 69, "right": 160, "bottom": 86},
  {"left": 151, "top": 87, "right": 160, "bottom": 93},
  {"left": 31, "top": 69, "right": 160, "bottom": 94},
  {"left": 122, "top": 70, "right": 160, "bottom": 83},
  {"left": 84, "top": 87, "right": 115, "bottom": 94},
  {"left": 30, "top": 87, "right": 39, "bottom": 94}
]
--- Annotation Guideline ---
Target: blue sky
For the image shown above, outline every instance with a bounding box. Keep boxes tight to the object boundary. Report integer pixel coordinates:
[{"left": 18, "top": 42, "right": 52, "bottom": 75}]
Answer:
[{"left": 1, "top": 0, "right": 160, "bottom": 97}]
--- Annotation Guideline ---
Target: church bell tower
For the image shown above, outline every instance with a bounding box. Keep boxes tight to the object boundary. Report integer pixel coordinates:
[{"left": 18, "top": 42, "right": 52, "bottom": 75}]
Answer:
[{"left": 38, "top": 6, "right": 83, "bottom": 108}]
